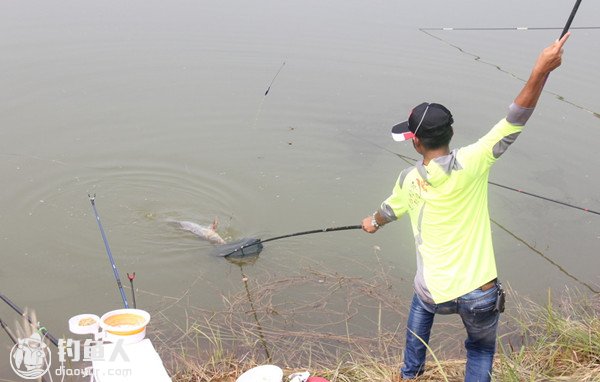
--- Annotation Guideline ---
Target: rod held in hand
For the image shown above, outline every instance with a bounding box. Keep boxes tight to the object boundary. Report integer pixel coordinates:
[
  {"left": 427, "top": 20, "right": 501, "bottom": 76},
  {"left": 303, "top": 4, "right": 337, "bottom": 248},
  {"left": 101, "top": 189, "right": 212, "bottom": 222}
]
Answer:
[
  {"left": 216, "top": 224, "right": 363, "bottom": 258},
  {"left": 561, "top": 0, "right": 583, "bottom": 38}
]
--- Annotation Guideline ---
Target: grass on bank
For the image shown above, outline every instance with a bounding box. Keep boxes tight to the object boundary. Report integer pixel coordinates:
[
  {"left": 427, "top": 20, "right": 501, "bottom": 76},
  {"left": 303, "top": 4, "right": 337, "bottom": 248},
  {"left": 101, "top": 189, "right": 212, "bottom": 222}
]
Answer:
[
  {"left": 145, "top": 261, "right": 599, "bottom": 382},
  {"left": 496, "top": 289, "right": 600, "bottom": 381}
]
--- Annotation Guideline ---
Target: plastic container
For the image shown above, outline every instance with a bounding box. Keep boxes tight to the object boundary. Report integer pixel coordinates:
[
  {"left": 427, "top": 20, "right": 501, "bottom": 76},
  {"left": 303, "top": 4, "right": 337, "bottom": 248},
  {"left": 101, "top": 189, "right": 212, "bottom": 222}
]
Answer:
[
  {"left": 69, "top": 314, "right": 100, "bottom": 335},
  {"left": 236, "top": 365, "right": 283, "bottom": 382},
  {"left": 99, "top": 309, "right": 150, "bottom": 344}
]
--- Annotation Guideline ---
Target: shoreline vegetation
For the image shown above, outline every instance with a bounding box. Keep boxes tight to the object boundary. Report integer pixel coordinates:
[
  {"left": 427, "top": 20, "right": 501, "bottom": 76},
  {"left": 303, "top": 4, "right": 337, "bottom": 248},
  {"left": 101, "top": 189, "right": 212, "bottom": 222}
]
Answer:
[{"left": 144, "top": 259, "right": 599, "bottom": 382}]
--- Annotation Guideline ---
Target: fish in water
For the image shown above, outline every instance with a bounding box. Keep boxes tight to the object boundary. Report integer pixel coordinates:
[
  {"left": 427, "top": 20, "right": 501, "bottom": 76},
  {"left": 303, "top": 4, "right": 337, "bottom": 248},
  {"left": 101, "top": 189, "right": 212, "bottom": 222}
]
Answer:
[{"left": 174, "top": 217, "right": 227, "bottom": 245}]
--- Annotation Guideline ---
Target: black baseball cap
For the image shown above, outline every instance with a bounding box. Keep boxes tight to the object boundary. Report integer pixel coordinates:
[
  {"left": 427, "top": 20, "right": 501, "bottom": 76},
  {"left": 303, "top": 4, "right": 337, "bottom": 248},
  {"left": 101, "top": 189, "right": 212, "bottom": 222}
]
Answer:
[{"left": 391, "top": 102, "right": 454, "bottom": 142}]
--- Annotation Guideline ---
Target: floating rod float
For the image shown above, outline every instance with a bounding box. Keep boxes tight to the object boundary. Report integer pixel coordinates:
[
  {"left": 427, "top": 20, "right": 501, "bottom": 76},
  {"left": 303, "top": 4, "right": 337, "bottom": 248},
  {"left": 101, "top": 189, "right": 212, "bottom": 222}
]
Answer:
[
  {"left": 253, "top": 61, "right": 286, "bottom": 128},
  {"left": 264, "top": 61, "right": 286, "bottom": 96}
]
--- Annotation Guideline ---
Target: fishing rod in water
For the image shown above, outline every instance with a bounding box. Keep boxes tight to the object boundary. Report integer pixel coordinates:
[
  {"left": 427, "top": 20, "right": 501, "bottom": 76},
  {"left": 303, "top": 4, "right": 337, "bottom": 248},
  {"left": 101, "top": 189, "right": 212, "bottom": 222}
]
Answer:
[
  {"left": 0, "top": 292, "right": 59, "bottom": 347},
  {"left": 216, "top": 224, "right": 363, "bottom": 258},
  {"left": 89, "top": 194, "right": 129, "bottom": 309}
]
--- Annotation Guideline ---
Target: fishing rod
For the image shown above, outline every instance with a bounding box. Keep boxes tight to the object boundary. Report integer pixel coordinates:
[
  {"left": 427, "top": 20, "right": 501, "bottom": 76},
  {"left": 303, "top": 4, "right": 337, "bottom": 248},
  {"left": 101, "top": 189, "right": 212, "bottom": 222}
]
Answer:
[
  {"left": 488, "top": 182, "right": 599, "bottom": 216},
  {"left": 219, "top": 224, "right": 362, "bottom": 257},
  {"left": 261, "top": 225, "right": 363, "bottom": 244},
  {"left": 420, "top": 26, "right": 599, "bottom": 32},
  {"left": 420, "top": 29, "right": 599, "bottom": 120},
  {"left": 1, "top": 316, "right": 52, "bottom": 382},
  {"left": 561, "top": 0, "right": 584, "bottom": 38},
  {"left": 496, "top": 0, "right": 594, "bottom": 215},
  {"left": 89, "top": 194, "right": 129, "bottom": 309},
  {"left": 0, "top": 292, "right": 59, "bottom": 347},
  {"left": 421, "top": 0, "right": 586, "bottom": 35},
  {"left": 491, "top": 218, "right": 598, "bottom": 294},
  {"left": 0, "top": 316, "right": 18, "bottom": 344}
]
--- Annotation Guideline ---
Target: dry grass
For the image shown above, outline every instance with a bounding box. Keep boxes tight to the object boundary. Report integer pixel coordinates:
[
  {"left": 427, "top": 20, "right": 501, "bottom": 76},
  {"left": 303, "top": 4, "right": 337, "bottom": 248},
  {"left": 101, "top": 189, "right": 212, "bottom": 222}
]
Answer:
[
  {"left": 135, "top": 253, "right": 599, "bottom": 382},
  {"left": 496, "top": 289, "right": 600, "bottom": 381}
]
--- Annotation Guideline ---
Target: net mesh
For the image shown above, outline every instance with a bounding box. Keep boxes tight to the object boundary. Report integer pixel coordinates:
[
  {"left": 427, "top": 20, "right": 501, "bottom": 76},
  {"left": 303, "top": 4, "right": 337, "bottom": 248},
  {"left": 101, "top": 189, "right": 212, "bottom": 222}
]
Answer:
[{"left": 211, "top": 238, "right": 263, "bottom": 258}]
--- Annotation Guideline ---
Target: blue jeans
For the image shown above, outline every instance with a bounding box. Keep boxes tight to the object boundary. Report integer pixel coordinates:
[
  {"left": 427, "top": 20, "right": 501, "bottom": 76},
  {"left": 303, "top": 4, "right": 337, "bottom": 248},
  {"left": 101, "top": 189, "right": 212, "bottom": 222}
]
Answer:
[{"left": 401, "top": 284, "right": 500, "bottom": 382}]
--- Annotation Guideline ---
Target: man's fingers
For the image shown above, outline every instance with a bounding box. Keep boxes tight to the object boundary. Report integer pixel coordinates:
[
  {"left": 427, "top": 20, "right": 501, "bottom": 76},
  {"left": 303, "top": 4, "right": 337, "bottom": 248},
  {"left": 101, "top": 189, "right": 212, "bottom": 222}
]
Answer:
[{"left": 557, "top": 32, "right": 571, "bottom": 48}]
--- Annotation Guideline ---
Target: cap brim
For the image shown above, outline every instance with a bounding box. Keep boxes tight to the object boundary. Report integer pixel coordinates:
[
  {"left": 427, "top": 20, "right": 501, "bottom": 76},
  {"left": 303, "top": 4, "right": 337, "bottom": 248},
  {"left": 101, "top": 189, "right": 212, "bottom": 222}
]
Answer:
[{"left": 391, "top": 121, "right": 415, "bottom": 142}]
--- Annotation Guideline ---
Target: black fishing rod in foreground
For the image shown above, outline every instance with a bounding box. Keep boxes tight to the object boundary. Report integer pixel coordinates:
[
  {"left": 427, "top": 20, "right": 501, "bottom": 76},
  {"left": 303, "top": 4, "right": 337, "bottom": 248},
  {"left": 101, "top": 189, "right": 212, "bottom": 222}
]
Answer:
[
  {"left": 217, "top": 224, "right": 363, "bottom": 258},
  {"left": 0, "top": 316, "right": 17, "bottom": 343},
  {"left": 89, "top": 195, "right": 129, "bottom": 309},
  {"left": 0, "top": 314, "right": 53, "bottom": 382},
  {"left": 0, "top": 292, "right": 59, "bottom": 347},
  {"left": 561, "top": 0, "right": 583, "bottom": 38}
]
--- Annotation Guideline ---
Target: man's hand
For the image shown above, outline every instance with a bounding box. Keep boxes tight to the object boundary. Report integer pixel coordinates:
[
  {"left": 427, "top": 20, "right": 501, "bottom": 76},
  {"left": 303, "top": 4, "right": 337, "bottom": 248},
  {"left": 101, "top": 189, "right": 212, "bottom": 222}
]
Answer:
[
  {"left": 533, "top": 33, "right": 570, "bottom": 75},
  {"left": 514, "top": 33, "right": 570, "bottom": 109},
  {"left": 362, "top": 215, "right": 379, "bottom": 233}
]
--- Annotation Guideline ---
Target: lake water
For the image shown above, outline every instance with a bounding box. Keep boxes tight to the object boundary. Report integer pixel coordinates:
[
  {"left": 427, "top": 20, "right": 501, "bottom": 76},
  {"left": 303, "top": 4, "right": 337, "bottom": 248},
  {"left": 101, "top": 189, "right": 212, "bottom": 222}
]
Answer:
[{"left": 1, "top": 0, "right": 599, "bottom": 378}]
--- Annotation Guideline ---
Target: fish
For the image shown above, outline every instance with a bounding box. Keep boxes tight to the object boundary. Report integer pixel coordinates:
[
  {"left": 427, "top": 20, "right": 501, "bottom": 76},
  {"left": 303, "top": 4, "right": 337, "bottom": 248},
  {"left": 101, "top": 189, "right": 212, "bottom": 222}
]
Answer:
[{"left": 174, "top": 217, "right": 227, "bottom": 245}]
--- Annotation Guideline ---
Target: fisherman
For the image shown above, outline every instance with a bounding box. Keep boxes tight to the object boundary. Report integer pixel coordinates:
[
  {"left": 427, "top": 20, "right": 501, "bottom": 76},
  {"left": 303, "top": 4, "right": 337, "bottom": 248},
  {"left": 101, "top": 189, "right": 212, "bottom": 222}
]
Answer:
[{"left": 361, "top": 33, "right": 570, "bottom": 381}]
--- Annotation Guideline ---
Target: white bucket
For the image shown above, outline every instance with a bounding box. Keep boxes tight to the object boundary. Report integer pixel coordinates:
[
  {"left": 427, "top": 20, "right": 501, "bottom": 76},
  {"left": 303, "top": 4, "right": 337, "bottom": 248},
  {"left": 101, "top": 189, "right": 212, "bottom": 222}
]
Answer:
[
  {"left": 236, "top": 365, "right": 283, "bottom": 382},
  {"left": 99, "top": 309, "right": 150, "bottom": 344}
]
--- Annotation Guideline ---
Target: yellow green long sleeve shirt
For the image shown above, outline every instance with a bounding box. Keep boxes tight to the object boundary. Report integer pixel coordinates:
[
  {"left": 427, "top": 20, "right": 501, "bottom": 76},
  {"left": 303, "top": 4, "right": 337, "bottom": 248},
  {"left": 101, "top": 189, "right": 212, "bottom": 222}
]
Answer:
[{"left": 379, "top": 104, "right": 528, "bottom": 304}]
